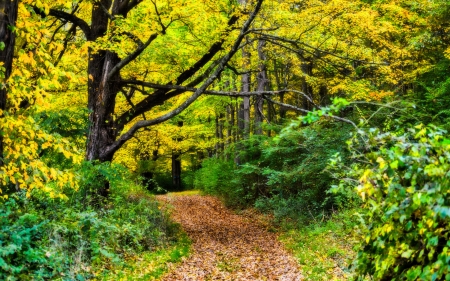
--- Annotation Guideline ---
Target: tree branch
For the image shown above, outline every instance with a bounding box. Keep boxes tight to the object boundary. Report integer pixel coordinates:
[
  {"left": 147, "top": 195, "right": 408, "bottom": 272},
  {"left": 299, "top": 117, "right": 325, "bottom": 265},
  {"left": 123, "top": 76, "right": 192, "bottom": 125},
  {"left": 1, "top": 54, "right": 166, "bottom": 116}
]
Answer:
[
  {"left": 265, "top": 97, "right": 358, "bottom": 129},
  {"left": 121, "top": 79, "right": 315, "bottom": 103},
  {"left": 33, "top": 7, "right": 92, "bottom": 39},
  {"left": 114, "top": 15, "right": 239, "bottom": 127},
  {"left": 107, "top": 33, "right": 159, "bottom": 80},
  {"left": 261, "top": 33, "right": 388, "bottom": 66},
  {"left": 101, "top": 0, "right": 264, "bottom": 159}
]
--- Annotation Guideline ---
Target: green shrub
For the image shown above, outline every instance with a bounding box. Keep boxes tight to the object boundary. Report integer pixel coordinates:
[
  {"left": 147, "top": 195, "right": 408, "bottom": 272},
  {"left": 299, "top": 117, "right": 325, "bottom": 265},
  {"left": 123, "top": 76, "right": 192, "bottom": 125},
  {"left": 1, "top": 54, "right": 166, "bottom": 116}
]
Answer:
[
  {"left": 194, "top": 157, "right": 247, "bottom": 206},
  {"left": 335, "top": 125, "right": 450, "bottom": 280},
  {"left": 0, "top": 196, "right": 53, "bottom": 281},
  {"left": 0, "top": 161, "right": 182, "bottom": 280},
  {"left": 195, "top": 122, "right": 354, "bottom": 213}
]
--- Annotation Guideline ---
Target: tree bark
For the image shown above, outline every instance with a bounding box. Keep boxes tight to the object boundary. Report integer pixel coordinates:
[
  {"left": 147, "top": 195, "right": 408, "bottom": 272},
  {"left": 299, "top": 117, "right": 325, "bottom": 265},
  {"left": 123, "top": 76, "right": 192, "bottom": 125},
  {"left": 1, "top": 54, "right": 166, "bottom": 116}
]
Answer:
[
  {"left": 273, "top": 60, "right": 287, "bottom": 119},
  {"left": 171, "top": 152, "right": 182, "bottom": 190},
  {"left": 172, "top": 120, "right": 183, "bottom": 190},
  {"left": 215, "top": 114, "right": 219, "bottom": 156},
  {"left": 301, "top": 60, "right": 313, "bottom": 110},
  {"left": 241, "top": 46, "right": 251, "bottom": 138},
  {"left": 219, "top": 112, "right": 224, "bottom": 155},
  {"left": 254, "top": 40, "right": 267, "bottom": 135},
  {"left": 85, "top": 1, "right": 119, "bottom": 165},
  {"left": 0, "top": 0, "right": 18, "bottom": 167}
]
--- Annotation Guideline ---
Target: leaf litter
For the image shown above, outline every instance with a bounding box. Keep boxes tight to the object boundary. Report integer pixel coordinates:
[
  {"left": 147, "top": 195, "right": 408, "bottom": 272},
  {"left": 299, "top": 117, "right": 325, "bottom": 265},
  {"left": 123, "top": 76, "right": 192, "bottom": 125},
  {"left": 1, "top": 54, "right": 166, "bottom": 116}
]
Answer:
[{"left": 157, "top": 194, "right": 303, "bottom": 281}]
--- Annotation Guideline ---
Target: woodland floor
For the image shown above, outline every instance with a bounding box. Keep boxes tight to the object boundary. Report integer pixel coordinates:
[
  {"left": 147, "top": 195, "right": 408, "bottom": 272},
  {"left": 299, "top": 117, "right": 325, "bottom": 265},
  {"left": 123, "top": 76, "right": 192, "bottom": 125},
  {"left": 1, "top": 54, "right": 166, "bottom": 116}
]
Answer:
[{"left": 156, "top": 192, "right": 303, "bottom": 281}]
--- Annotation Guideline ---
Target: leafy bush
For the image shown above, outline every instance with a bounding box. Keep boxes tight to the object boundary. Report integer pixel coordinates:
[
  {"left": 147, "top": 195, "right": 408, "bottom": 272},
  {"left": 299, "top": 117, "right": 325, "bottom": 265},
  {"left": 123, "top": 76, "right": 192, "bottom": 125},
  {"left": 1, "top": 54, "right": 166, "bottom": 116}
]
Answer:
[
  {"left": 195, "top": 121, "right": 354, "bottom": 214},
  {"left": 0, "top": 162, "right": 182, "bottom": 280},
  {"left": 334, "top": 125, "right": 450, "bottom": 280},
  {"left": 0, "top": 196, "right": 53, "bottom": 281},
  {"left": 194, "top": 157, "right": 247, "bottom": 206}
]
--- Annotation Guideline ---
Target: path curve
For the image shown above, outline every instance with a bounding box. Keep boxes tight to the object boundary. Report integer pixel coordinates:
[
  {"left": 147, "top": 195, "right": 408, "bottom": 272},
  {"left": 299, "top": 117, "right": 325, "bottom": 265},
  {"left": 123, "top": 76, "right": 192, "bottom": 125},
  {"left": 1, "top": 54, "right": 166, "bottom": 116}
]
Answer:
[{"left": 157, "top": 194, "right": 302, "bottom": 281}]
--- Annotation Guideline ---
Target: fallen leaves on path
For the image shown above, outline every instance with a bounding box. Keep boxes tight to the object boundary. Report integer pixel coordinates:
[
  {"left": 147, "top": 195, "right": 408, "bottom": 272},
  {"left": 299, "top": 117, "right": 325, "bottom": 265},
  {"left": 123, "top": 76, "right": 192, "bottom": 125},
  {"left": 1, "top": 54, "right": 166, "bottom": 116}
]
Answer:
[{"left": 157, "top": 194, "right": 302, "bottom": 281}]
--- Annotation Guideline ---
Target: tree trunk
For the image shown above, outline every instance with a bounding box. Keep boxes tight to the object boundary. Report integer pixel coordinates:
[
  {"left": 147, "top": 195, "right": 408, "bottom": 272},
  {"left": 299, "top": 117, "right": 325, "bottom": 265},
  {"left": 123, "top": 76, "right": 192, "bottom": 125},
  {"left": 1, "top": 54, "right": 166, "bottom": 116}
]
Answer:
[
  {"left": 226, "top": 104, "right": 234, "bottom": 160},
  {"left": 254, "top": 40, "right": 267, "bottom": 135},
  {"left": 273, "top": 60, "right": 287, "bottom": 119},
  {"left": 172, "top": 120, "right": 183, "bottom": 190},
  {"left": 142, "top": 149, "right": 159, "bottom": 191},
  {"left": 215, "top": 114, "right": 219, "bottom": 156},
  {"left": 84, "top": 1, "right": 124, "bottom": 197},
  {"left": 0, "top": 0, "right": 18, "bottom": 167},
  {"left": 219, "top": 112, "right": 224, "bottom": 155},
  {"left": 301, "top": 60, "right": 313, "bottom": 110},
  {"left": 171, "top": 152, "right": 182, "bottom": 190},
  {"left": 241, "top": 44, "right": 251, "bottom": 138}
]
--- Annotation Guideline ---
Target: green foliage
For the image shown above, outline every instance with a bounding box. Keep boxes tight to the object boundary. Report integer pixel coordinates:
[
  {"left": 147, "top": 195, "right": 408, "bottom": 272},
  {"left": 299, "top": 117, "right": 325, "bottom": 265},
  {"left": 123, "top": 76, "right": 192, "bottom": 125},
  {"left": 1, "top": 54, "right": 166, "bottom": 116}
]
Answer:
[
  {"left": 279, "top": 208, "right": 360, "bottom": 281},
  {"left": 195, "top": 121, "right": 354, "bottom": 214},
  {"left": 99, "top": 234, "right": 190, "bottom": 280},
  {"left": 0, "top": 196, "right": 52, "bottom": 281},
  {"left": 0, "top": 163, "right": 184, "bottom": 280},
  {"left": 194, "top": 157, "right": 245, "bottom": 206},
  {"left": 333, "top": 125, "right": 450, "bottom": 280}
]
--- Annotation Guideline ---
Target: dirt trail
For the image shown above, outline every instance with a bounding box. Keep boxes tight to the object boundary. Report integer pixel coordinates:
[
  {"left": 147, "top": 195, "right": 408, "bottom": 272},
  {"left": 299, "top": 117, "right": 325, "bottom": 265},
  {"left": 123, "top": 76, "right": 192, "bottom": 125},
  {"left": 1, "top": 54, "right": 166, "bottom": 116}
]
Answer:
[{"left": 157, "top": 194, "right": 302, "bottom": 281}]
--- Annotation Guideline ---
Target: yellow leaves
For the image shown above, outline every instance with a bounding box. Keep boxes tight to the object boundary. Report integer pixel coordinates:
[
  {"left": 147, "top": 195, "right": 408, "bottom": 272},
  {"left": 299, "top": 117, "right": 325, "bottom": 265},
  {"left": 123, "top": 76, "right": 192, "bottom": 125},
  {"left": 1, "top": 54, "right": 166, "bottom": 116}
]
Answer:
[
  {"left": 42, "top": 142, "right": 52, "bottom": 149},
  {"left": 0, "top": 114, "right": 79, "bottom": 197},
  {"left": 377, "top": 157, "right": 387, "bottom": 169},
  {"left": 382, "top": 223, "right": 393, "bottom": 234},
  {"left": 157, "top": 194, "right": 302, "bottom": 279},
  {"left": 445, "top": 47, "right": 450, "bottom": 60}
]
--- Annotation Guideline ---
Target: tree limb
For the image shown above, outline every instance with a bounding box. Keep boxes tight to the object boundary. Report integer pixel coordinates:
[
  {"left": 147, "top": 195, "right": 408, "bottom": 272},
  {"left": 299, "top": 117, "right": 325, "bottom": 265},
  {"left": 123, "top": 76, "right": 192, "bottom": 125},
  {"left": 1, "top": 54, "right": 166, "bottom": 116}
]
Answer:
[
  {"left": 114, "top": 15, "right": 239, "bottom": 127},
  {"left": 121, "top": 79, "right": 315, "bottom": 103},
  {"left": 107, "top": 33, "right": 159, "bottom": 80},
  {"left": 101, "top": 0, "right": 264, "bottom": 159},
  {"left": 33, "top": 6, "right": 92, "bottom": 39},
  {"left": 265, "top": 97, "right": 358, "bottom": 129}
]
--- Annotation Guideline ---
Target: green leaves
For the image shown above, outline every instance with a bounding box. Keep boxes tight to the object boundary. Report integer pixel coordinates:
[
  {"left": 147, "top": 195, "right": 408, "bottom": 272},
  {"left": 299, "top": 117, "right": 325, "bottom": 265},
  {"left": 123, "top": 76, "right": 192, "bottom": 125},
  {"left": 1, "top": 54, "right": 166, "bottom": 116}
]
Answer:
[{"left": 344, "top": 125, "right": 450, "bottom": 280}]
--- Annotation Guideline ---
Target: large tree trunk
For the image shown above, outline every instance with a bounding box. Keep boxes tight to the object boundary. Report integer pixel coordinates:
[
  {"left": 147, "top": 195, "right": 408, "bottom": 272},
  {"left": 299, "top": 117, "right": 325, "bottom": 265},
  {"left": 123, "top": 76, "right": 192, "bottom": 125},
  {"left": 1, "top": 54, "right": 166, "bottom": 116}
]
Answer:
[
  {"left": 0, "top": 0, "right": 18, "bottom": 167},
  {"left": 86, "top": 1, "right": 119, "bottom": 163},
  {"left": 84, "top": 1, "right": 123, "bottom": 197}
]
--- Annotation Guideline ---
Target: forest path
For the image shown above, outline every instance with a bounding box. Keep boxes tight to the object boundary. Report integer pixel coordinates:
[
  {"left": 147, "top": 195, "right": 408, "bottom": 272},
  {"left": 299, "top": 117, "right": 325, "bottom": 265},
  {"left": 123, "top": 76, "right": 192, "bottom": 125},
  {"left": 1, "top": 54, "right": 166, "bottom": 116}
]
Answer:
[{"left": 156, "top": 193, "right": 302, "bottom": 281}]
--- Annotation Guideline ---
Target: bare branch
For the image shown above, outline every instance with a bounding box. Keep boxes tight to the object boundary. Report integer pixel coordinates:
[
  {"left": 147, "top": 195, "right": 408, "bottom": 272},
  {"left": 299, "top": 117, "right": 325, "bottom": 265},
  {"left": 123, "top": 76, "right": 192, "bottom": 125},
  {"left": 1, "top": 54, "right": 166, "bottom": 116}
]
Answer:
[
  {"left": 33, "top": 6, "right": 92, "bottom": 39},
  {"left": 265, "top": 97, "right": 358, "bottom": 129},
  {"left": 261, "top": 33, "right": 388, "bottom": 66},
  {"left": 114, "top": 14, "right": 240, "bottom": 127},
  {"left": 121, "top": 79, "right": 315, "bottom": 104}
]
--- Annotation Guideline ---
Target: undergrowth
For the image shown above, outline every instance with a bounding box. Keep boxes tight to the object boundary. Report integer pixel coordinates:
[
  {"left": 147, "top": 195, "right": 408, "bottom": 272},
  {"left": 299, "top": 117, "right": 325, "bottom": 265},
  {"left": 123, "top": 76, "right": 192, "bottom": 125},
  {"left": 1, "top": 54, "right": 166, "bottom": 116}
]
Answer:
[
  {"left": 0, "top": 162, "right": 189, "bottom": 280},
  {"left": 279, "top": 209, "right": 360, "bottom": 281},
  {"left": 97, "top": 233, "right": 190, "bottom": 280}
]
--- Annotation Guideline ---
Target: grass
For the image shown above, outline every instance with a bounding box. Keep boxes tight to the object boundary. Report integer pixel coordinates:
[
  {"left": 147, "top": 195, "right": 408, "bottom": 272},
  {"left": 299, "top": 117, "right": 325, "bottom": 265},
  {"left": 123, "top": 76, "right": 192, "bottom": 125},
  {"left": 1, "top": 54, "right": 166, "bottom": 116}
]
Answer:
[
  {"left": 166, "top": 190, "right": 201, "bottom": 196},
  {"left": 278, "top": 208, "right": 361, "bottom": 281},
  {"left": 96, "top": 233, "right": 191, "bottom": 281}
]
